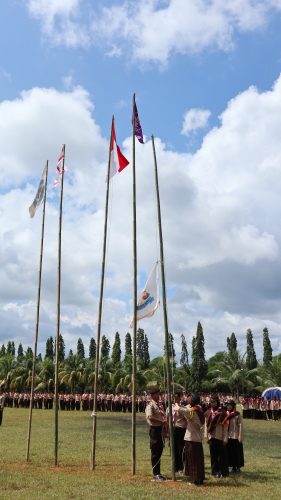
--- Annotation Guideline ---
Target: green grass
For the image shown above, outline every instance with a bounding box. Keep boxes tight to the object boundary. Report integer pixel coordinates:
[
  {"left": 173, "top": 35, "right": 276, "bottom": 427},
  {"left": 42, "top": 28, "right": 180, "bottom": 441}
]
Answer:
[{"left": 0, "top": 408, "right": 280, "bottom": 499}]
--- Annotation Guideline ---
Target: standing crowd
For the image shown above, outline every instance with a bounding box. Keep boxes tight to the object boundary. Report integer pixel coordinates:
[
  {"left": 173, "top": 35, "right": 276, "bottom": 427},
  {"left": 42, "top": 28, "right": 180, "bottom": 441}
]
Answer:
[{"left": 145, "top": 387, "right": 280, "bottom": 485}]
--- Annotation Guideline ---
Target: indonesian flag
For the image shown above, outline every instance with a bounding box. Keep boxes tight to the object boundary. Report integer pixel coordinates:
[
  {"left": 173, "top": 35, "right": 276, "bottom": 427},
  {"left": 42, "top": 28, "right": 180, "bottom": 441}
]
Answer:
[{"left": 109, "top": 119, "right": 129, "bottom": 179}]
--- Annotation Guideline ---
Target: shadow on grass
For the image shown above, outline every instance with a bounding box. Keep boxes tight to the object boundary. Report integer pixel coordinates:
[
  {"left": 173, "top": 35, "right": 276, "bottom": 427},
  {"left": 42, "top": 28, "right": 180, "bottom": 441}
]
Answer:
[{"left": 180, "top": 469, "right": 279, "bottom": 488}]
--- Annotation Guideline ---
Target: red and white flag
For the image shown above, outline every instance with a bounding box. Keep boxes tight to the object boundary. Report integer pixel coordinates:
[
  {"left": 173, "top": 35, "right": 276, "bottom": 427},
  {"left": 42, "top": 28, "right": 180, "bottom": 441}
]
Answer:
[
  {"left": 53, "top": 145, "right": 67, "bottom": 188},
  {"left": 109, "top": 120, "right": 129, "bottom": 179}
]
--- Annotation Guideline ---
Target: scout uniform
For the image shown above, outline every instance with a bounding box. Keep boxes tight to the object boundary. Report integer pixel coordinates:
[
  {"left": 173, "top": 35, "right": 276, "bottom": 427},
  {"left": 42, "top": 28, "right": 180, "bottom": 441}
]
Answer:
[{"left": 145, "top": 386, "right": 167, "bottom": 481}]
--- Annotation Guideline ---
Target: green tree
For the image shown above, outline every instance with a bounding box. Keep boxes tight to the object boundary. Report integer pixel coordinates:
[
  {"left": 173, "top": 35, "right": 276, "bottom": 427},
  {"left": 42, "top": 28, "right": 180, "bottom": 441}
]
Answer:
[
  {"left": 143, "top": 334, "right": 150, "bottom": 369},
  {"left": 164, "top": 332, "right": 175, "bottom": 360},
  {"left": 45, "top": 337, "right": 54, "bottom": 361},
  {"left": 112, "top": 332, "right": 121, "bottom": 365},
  {"left": 25, "top": 347, "right": 33, "bottom": 359},
  {"left": 0, "top": 344, "right": 6, "bottom": 357},
  {"left": 6, "top": 341, "right": 15, "bottom": 357},
  {"left": 123, "top": 332, "right": 132, "bottom": 372},
  {"left": 180, "top": 334, "right": 189, "bottom": 369},
  {"left": 263, "top": 327, "right": 272, "bottom": 367},
  {"left": 227, "top": 332, "right": 237, "bottom": 353},
  {"left": 136, "top": 328, "right": 145, "bottom": 369},
  {"left": 89, "top": 337, "right": 96, "bottom": 360},
  {"left": 77, "top": 338, "right": 85, "bottom": 359},
  {"left": 191, "top": 321, "right": 207, "bottom": 390},
  {"left": 246, "top": 328, "right": 257, "bottom": 370},
  {"left": 59, "top": 334, "right": 65, "bottom": 362},
  {"left": 17, "top": 343, "right": 24, "bottom": 362},
  {"left": 100, "top": 336, "right": 110, "bottom": 364}
]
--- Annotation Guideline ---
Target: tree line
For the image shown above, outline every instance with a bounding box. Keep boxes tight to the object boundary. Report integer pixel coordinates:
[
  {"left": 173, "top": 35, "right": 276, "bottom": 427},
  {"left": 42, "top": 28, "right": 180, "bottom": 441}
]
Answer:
[{"left": 0, "top": 323, "right": 280, "bottom": 395}]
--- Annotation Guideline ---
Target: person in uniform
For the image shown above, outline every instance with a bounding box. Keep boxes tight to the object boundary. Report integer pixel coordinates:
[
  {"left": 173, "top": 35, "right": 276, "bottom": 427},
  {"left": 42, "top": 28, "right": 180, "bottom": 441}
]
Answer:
[
  {"left": 171, "top": 392, "right": 186, "bottom": 473},
  {"left": 145, "top": 385, "right": 167, "bottom": 481},
  {"left": 205, "top": 394, "right": 228, "bottom": 478},
  {"left": 178, "top": 393, "right": 205, "bottom": 486},
  {"left": 224, "top": 399, "right": 244, "bottom": 474}
]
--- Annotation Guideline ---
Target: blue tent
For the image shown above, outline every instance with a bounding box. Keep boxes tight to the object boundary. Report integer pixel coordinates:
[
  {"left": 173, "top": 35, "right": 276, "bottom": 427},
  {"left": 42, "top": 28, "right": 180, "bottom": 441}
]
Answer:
[{"left": 261, "top": 387, "right": 281, "bottom": 400}]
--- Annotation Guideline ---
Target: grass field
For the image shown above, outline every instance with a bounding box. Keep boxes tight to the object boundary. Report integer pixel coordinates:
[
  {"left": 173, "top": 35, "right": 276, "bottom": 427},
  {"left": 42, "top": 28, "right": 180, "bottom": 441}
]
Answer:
[{"left": 0, "top": 408, "right": 280, "bottom": 500}]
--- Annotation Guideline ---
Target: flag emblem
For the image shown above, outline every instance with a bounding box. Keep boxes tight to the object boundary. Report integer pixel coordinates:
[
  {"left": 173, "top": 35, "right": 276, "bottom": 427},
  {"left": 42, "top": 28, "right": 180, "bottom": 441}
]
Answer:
[
  {"left": 29, "top": 164, "right": 47, "bottom": 218},
  {"left": 130, "top": 262, "right": 159, "bottom": 327}
]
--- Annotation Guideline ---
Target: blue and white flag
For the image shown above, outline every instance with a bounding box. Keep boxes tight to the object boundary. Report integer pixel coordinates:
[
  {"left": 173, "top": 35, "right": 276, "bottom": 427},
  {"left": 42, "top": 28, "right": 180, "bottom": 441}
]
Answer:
[
  {"left": 130, "top": 262, "right": 160, "bottom": 327},
  {"left": 29, "top": 164, "right": 47, "bottom": 218}
]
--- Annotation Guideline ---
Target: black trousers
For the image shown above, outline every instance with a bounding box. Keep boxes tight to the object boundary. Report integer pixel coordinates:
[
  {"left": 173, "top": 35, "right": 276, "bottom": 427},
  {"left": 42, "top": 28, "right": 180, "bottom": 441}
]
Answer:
[
  {"left": 149, "top": 426, "right": 164, "bottom": 476},
  {"left": 0, "top": 408, "right": 3, "bottom": 426},
  {"left": 209, "top": 438, "right": 229, "bottom": 477},
  {"left": 174, "top": 427, "right": 185, "bottom": 472}
]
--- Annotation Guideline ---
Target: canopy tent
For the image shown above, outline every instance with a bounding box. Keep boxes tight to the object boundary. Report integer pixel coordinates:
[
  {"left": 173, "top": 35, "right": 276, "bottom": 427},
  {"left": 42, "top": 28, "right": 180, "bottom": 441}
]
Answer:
[{"left": 261, "top": 387, "right": 281, "bottom": 400}]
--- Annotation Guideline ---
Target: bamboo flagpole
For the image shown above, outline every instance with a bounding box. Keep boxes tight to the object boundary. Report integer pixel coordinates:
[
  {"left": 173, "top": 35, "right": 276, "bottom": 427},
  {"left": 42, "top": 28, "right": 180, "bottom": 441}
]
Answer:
[
  {"left": 91, "top": 117, "right": 114, "bottom": 470},
  {"left": 26, "top": 161, "right": 49, "bottom": 462},
  {"left": 131, "top": 94, "right": 138, "bottom": 475},
  {"left": 54, "top": 145, "right": 66, "bottom": 466},
  {"left": 91, "top": 117, "right": 129, "bottom": 469},
  {"left": 151, "top": 135, "right": 176, "bottom": 481}
]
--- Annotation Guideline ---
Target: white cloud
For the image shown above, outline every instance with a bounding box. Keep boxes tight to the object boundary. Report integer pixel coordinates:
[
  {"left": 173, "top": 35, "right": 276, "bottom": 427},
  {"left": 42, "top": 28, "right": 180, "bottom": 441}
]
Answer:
[
  {"left": 26, "top": 1, "right": 281, "bottom": 64},
  {"left": 181, "top": 108, "right": 211, "bottom": 136},
  {"left": 2, "top": 76, "right": 281, "bottom": 357},
  {"left": 27, "top": 0, "right": 89, "bottom": 47}
]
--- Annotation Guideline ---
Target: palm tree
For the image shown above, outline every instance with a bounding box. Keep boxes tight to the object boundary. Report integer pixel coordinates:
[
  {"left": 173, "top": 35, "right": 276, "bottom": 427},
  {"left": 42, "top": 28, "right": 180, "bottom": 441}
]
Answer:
[
  {"left": 59, "top": 354, "right": 86, "bottom": 392},
  {"left": 35, "top": 358, "right": 55, "bottom": 392},
  {"left": 0, "top": 355, "right": 18, "bottom": 390}
]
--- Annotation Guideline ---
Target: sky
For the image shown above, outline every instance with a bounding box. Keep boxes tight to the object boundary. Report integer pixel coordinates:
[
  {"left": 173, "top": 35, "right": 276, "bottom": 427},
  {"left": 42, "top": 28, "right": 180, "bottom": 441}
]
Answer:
[{"left": 1, "top": 0, "right": 281, "bottom": 362}]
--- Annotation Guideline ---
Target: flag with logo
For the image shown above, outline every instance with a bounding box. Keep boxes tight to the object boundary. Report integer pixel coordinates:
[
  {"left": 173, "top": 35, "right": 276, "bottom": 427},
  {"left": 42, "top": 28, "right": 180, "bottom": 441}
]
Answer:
[
  {"left": 29, "top": 164, "right": 47, "bottom": 218},
  {"left": 109, "top": 119, "right": 129, "bottom": 179},
  {"left": 130, "top": 262, "right": 160, "bottom": 327}
]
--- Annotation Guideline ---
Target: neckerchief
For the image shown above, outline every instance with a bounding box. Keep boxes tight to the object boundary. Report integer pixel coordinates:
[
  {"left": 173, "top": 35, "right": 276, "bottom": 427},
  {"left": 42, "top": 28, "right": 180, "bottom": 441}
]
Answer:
[{"left": 205, "top": 407, "right": 226, "bottom": 433}]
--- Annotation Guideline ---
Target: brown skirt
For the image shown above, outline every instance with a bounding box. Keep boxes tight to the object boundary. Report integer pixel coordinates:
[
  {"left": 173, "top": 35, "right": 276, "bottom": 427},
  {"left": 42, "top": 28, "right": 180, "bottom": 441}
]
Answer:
[{"left": 184, "top": 441, "right": 205, "bottom": 483}]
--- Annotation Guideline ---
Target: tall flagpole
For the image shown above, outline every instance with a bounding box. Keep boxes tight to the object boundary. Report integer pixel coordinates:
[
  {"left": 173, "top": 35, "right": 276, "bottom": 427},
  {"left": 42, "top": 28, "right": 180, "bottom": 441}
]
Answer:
[
  {"left": 26, "top": 161, "right": 49, "bottom": 462},
  {"left": 132, "top": 94, "right": 137, "bottom": 475},
  {"left": 54, "top": 145, "right": 65, "bottom": 466},
  {"left": 91, "top": 117, "right": 113, "bottom": 470},
  {"left": 151, "top": 135, "right": 176, "bottom": 481}
]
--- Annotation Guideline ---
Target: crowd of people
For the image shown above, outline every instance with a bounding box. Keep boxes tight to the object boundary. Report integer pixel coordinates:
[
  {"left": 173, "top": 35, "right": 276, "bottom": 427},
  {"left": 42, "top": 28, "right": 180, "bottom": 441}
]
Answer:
[
  {"left": 1, "top": 391, "right": 281, "bottom": 419},
  {"left": 146, "top": 389, "right": 245, "bottom": 484},
  {"left": 145, "top": 388, "right": 281, "bottom": 484},
  {"left": 0, "top": 385, "right": 280, "bottom": 485}
]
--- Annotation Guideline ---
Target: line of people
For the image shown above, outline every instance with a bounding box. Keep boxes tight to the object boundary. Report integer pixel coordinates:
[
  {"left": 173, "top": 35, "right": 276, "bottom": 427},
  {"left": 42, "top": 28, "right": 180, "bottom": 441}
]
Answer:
[
  {"left": 145, "top": 388, "right": 245, "bottom": 485},
  {"left": 1, "top": 392, "right": 148, "bottom": 413},
  {"left": 241, "top": 396, "right": 281, "bottom": 420}
]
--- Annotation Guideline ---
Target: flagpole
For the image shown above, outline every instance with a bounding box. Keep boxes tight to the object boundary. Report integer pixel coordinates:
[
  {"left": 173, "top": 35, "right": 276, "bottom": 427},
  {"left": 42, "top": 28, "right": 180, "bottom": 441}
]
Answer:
[
  {"left": 26, "top": 161, "right": 49, "bottom": 462},
  {"left": 54, "top": 145, "right": 65, "bottom": 466},
  {"left": 132, "top": 94, "right": 137, "bottom": 475},
  {"left": 91, "top": 117, "right": 114, "bottom": 470},
  {"left": 151, "top": 135, "right": 176, "bottom": 481}
]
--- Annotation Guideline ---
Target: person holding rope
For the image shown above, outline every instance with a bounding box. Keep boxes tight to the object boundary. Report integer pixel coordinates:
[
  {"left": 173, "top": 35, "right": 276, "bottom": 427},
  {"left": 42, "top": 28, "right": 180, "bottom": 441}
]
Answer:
[
  {"left": 178, "top": 393, "right": 205, "bottom": 486},
  {"left": 145, "top": 385, "right": 168, "bottom": 481}
]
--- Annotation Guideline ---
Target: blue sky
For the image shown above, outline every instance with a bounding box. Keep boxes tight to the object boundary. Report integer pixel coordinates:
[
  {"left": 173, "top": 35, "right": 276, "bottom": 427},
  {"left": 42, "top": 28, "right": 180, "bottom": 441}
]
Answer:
[{"left": 1, "top": 0, "right": 281, "bottom": 360}]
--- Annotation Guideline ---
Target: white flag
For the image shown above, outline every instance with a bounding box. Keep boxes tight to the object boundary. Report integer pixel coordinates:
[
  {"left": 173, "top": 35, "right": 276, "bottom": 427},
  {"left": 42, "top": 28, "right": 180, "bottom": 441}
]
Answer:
[
  {"left": 130, "top": 262, "right": 160, "bottom": 327},
  {"left": 29, "top": 164, "right": 47, "bottom": 218}
]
